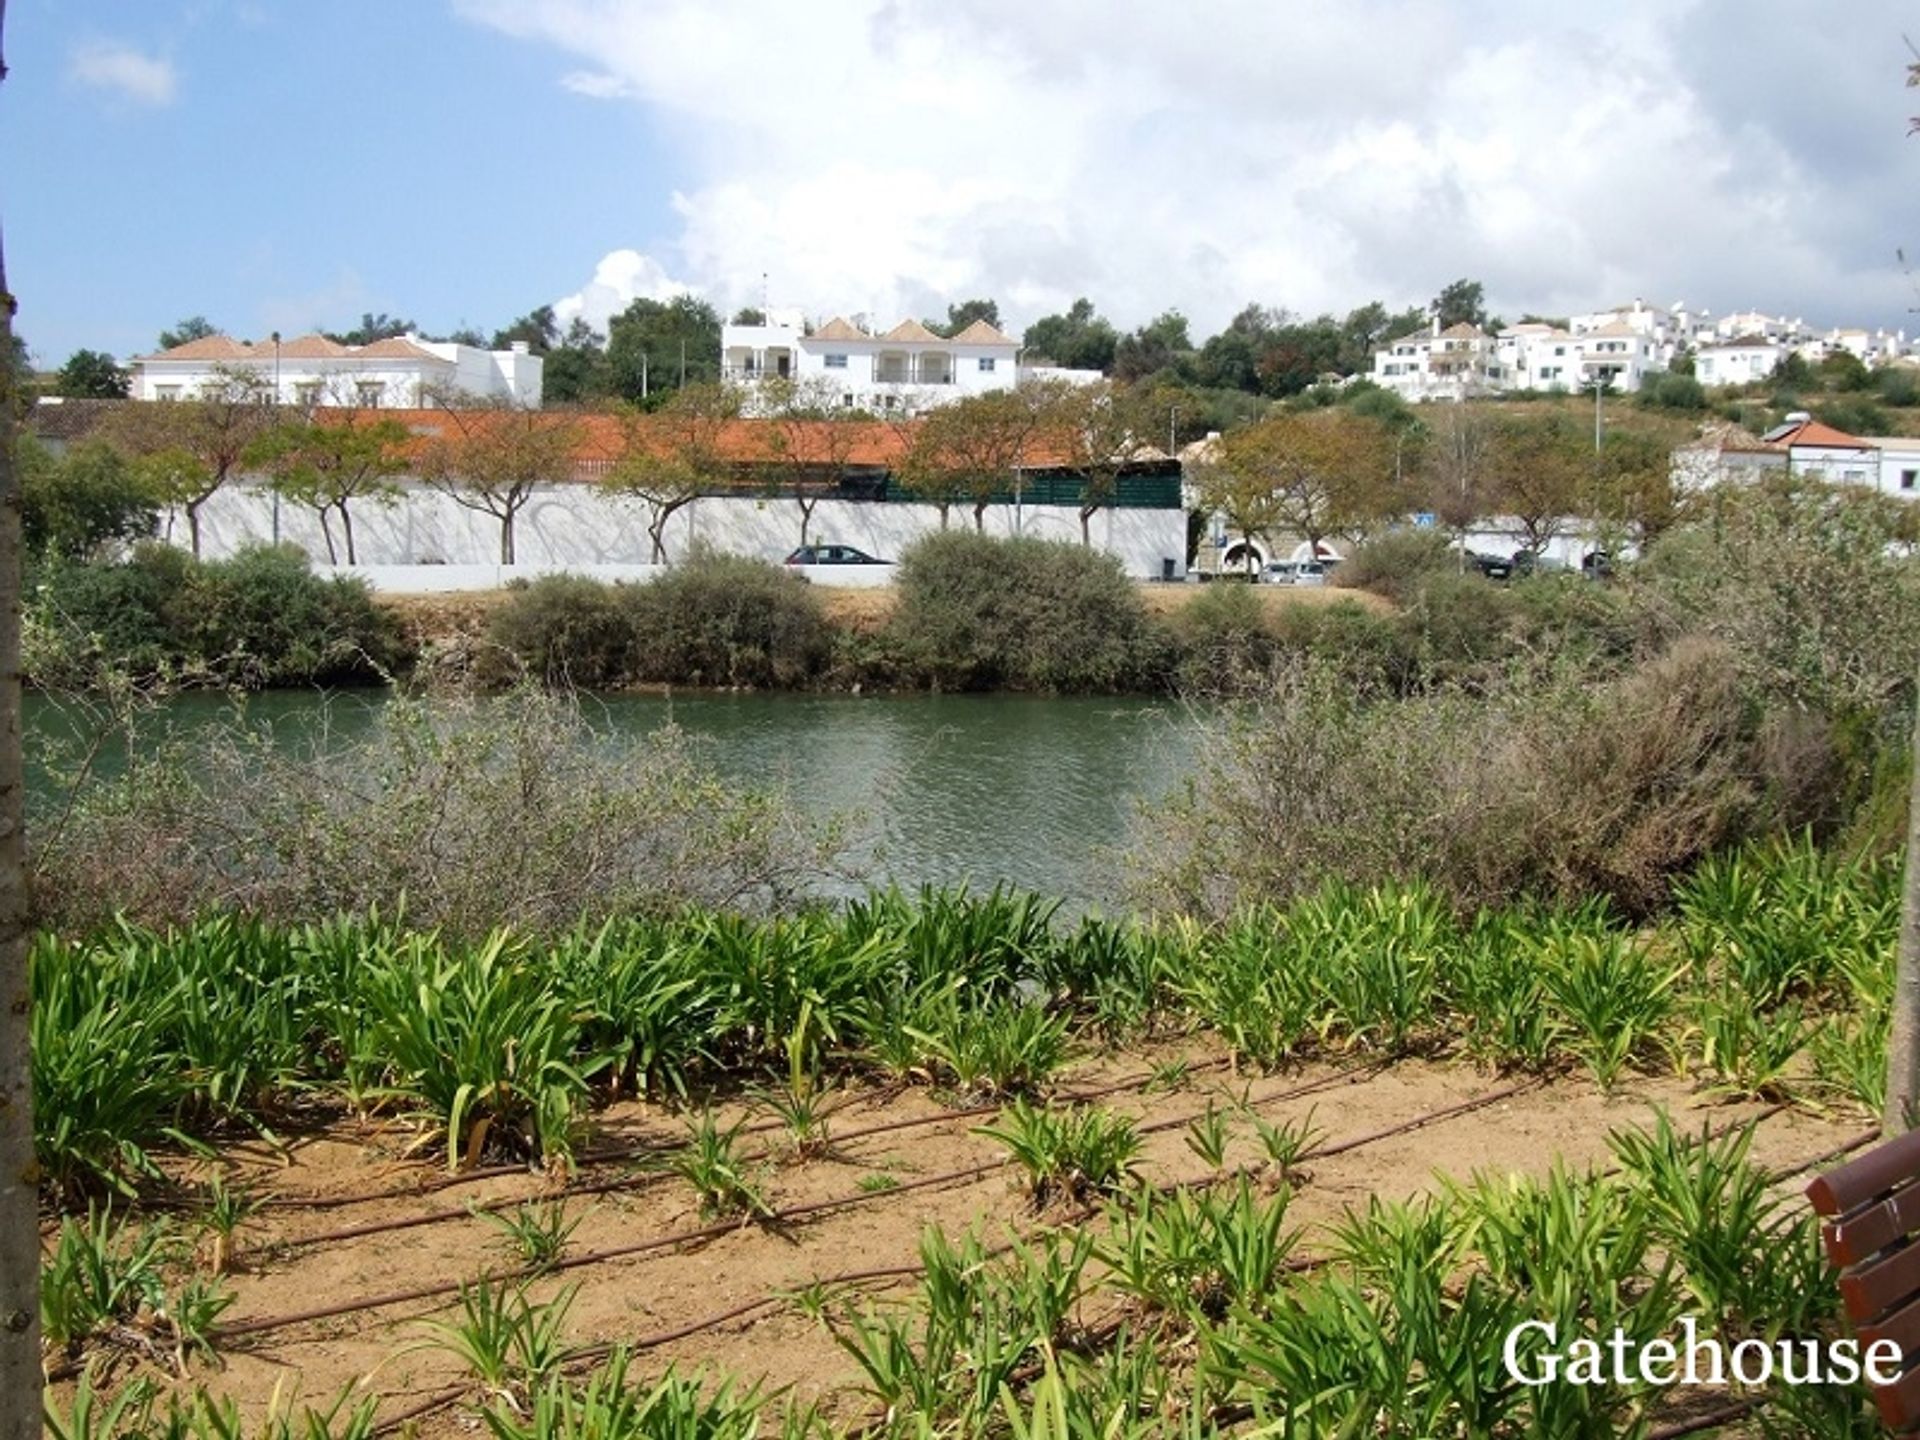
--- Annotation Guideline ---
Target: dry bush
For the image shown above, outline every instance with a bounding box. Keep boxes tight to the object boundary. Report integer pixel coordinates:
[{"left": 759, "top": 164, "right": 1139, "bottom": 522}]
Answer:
[
  {"left": 1133, "top": 638, "right": 1834, "bottom": 920},
  {"left": 32, "top": 689, "right": 846, "bottom": 935}
]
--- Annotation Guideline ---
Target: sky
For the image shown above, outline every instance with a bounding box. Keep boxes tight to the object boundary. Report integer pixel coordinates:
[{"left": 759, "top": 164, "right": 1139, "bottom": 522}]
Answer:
[{"left": 8, "top": 0, "right": 1920, "bottom": 367}]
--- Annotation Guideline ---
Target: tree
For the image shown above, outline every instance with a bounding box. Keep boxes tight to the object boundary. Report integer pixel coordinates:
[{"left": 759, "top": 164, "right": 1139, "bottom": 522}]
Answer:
[
  {"left": 326, "top": 311, "right": 415, "bottom": 346},
  {"left": 605, "top": 381, "right": 742, "bottom": 562},
  {"left": 54, "top": 348, "right": 129, "bottom": 398},
  {"left": 0, "top": 11, "right": 36, "bottom": 1435},
  {"left": 1112, "top": 311, "right": 1194, "bottom": 384},
  {"left": 544, "top": 319, "right": 609, "bottom": 405},
  {"left": 1419, "top": 405, "right": 1498, "bottom": 536},
  {"left": 1194, "top": 410, "right": 1395, "bottom": 570},
  {"left": 758, "top": 376, "right": 865, "bottom": 548},
  {"left": 731, "top": 306, "right": 767, "bottom": 326},
  {"left": 417, "top": 392, "right": 582, "bottom": 564},
  {"left": 896, "top": 388, "right": 1042, "bottom": 534},
  {"left": 157, "top": 314, "right": 217, "bottom": 351},
  {"left": 492, "top": 305, "right": 561, "bottom": 354},
  {"left": 101, "top": 363, "right": 275, "bottom": 556},
  {"left": 1022, "top": 298, "right": 1119, "bottom": 373},
  {"left": 1030, "top": 378, "right": 1158, "bottom": 545},
  {"left": 1589, "top": 423, "right": 1684, "bottom": 548},
  {"left": 606, "top": 295, "right": 721, "bottom": 402},
  {"left": 246, "top": 408, "right": 409, "bottom": 564},
  {"left": 19, "top": 437, "right": 158, "bottom": 559},
  {"left": 925, "top": 298, "right": 1001, "bottom": 338},
  {"left": 1431, "top": 279, "right": 1487, "bottom": 330},
  {"left": 1483, "top": 413, "right": 1589, "bottom": 556}
]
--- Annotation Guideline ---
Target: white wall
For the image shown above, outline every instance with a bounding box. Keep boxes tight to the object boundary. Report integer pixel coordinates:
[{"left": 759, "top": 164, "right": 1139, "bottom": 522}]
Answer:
[{"left": 181, "top": 479, "right": 1190, "bottom": 580}]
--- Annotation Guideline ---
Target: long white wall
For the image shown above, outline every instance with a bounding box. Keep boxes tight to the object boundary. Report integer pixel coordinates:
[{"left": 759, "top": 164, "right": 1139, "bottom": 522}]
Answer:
[{"left": 177, "top": 479, "right": 1190, "bottom": 585}]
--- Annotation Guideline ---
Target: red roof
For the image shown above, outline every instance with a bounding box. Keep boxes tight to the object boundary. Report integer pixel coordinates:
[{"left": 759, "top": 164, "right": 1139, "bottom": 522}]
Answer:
[{"left": 1776, "top": 419, "right": 1873, "bottom": 450}]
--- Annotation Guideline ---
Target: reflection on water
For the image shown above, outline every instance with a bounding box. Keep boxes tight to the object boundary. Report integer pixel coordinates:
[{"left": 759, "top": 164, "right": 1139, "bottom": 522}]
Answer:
[{"left": 26, "top": 689, "right": 1202, "bottom": 910}]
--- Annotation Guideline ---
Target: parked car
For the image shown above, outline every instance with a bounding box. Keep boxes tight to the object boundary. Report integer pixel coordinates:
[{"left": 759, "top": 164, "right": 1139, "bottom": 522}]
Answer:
[
  {"left": 784, "top": 544, "right": 890, "bottom": 566},
  {"left": 1469, "top": 552, "right": 1513, "bottom": 581},
  {"left": 1291, "top": 562, "right": 1330, "bottom": 587},
  {"left": 1582, "top": 549, "right": 1615, "bottom": 579},
  {"left": 1259, "top": 561, "right": 1297, "bottom": 585}
]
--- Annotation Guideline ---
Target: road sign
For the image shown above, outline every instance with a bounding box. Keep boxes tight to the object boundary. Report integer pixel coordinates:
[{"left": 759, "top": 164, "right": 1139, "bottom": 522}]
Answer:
[{"left": 1413, "top": 512, "right": 1436, "bottom": 528}]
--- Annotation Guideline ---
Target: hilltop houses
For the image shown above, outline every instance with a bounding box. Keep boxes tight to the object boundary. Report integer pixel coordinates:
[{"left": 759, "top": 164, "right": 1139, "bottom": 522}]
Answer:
[{"left": 130, "top": 333, "right": 544, "bottom": 408}]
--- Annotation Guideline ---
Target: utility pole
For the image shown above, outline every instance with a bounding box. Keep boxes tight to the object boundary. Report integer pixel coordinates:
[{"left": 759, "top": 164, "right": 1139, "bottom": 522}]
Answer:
[
  {"left": 1593, "top": 377, "right": 1604, "bottom": 452},
  {"left": 641, "top": 351, "right": 648, "bottom": 401}
]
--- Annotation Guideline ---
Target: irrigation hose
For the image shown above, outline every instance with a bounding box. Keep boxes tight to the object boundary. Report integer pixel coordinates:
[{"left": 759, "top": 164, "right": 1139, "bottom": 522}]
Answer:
[{"left": 329, "top": 1089, "right": 1834, "bottom": 1436}]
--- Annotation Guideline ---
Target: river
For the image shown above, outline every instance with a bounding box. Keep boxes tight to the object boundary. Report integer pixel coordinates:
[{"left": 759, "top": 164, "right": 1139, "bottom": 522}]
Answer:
[{"left": 26, "top": 689, "right": 1205, "bottom": 910}]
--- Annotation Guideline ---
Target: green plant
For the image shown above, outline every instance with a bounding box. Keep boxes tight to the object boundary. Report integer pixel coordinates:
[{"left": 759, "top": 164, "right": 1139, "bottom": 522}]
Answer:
[
  {"left": 1688, "top": 985, "right": 1811, "bottom": 1101},
  {"left": 1184, "top": 1099, "right": 1231, "bottom": 1171},
  {"left": 418, "top": 1280, "right": 581, "bottom": 1401},
  {"left": 198, "top": 1172, "right": 263, "bottom": 1275},
  {"left": 912, "top": 998, "right": 1072, "bottom": 1098},
  {"left": 1248, "top": 1103, "right": 1324, "bottom": 1183},
  {"left": 40, "top": 1204, "right": 171, "bottom": 1356},
  {"left": 484, "top": 573, "right": 634, "bottom": 688},
  {"left": 477, "top": 1200, "right": 589, "bottom": 1274},
  {"left": 976, "top": 1100, "right": 1142, "bottom": 1208},
  {"left": 671, "top": 1111, "right": 772, "bottom": 1221},
  {"left": 625, "top": 548, "right": 832, "bottom": 687},
  {"left": 1539, "top": 931, "right": 1678, "bottom": 1089},
  {"left": 482, "top": 1352, "right": 771, "bottom": 1440}
]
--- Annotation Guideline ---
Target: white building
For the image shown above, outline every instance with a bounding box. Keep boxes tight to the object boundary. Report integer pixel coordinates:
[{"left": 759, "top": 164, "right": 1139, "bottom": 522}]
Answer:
[
  {"left": 129, "top": 333, "right": 544, "bottom": 408},
  {"left": 1370, "top": 320, "right": 1499, "bottom": 401},
  {"left": 1693, "top": 337, "right": 1784, "bottom": 388},
  {"left": 721, "top": 314, "right": 1021, "bottom": 412}
]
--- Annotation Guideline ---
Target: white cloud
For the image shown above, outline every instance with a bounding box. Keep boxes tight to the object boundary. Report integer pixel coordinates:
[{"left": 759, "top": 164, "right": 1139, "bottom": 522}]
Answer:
[
  {"left": 69, "top": 41, "right": 177, "bottom": 107},
  {"left": 552, "top": 248, "right": 693, "bottom": 332},
  {"left": 457, "top": 0, "right": 1920, "bottom": 334},
  {"left": 560, "top": 70, "right": 634, "bottom": 100}
]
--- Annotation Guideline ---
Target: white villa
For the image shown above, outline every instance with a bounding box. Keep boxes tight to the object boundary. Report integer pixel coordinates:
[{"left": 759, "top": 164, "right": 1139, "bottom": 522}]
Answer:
[
  {"left": 720, "top": 313, "right": 1033, "bottom": 412},
  {"left": 1370, "top": 320, "right": 1501, "bottom": 401},
  {"left": 129, "top": 333, "right": 544, "bottom": 408},
  {"left": 1672, "top": 415, "right": 1920, "bottom": 500}
]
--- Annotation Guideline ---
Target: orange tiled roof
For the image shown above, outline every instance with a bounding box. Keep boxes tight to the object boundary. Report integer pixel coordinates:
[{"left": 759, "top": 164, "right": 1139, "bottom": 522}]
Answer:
[
  {"left": 949, "top": 318, "right": 1016, "bottom": 346},
  {"left": 811, "top": 317, "right": 867, "bottom": 341},
  {"left": 1777, "top": 419, "right": 1873, "bottom": 450},
  {"left": 880, "top": 319, "right": 944, "bottom": 343},
  {"left": 139, "top": 331, "right": 447, "bottom": 363}
]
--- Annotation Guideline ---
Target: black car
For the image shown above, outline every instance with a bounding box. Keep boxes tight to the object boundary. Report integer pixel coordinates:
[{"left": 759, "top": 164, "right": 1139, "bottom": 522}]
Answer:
[
  {"left": 784, "top": 545, "right": 890, "bottom": 566},
  {"left": 1469, "top": 552, "right": 1513, "bottom": 581}
]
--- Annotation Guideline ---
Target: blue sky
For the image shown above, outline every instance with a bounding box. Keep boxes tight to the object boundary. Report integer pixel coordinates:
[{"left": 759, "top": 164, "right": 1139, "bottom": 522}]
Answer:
[
  {"left": 7, "top": 0, "right": 688, "bottom": 362},
  {"left": 9, "top": 1, "right": 1920, "bottom": 368}
]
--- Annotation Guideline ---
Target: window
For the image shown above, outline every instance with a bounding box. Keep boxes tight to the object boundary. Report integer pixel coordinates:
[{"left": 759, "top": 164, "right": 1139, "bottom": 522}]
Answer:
[
  {"left": 155, "top": 384, "right": 182, "bottom": 401},
  {"left": 355, "top": 382, "right": 385, "bottom": 407},
  {"left": 1902, "top": 469, "right": 1917, "bottom": 492},
  {"left": 295, "top": 384, "right": 324, "bottom": 407},
  {"left": 842, "top": 394, "right": 856, "bottom": 409},
  {"left": 978, "top": 357, "right": 996, "bottom": 372},
  {"left": 824, "top": 353, "right": 848, "bottom": 369}
]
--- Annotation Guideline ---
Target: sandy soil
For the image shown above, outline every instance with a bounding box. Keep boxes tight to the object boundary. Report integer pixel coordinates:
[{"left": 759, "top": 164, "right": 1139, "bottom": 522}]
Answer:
[{"left": 53, "top": 1044, "right": 1863, "bottom": 1433}]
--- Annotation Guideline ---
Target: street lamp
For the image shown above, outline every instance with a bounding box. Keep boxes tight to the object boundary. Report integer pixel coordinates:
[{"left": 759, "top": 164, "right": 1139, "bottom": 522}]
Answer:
[
  {"left": 271, "top": 332, "right": 282, "bottom": 546},
  {"left": 1591, "top": 375, "right": 1605, "bottom": 453}
]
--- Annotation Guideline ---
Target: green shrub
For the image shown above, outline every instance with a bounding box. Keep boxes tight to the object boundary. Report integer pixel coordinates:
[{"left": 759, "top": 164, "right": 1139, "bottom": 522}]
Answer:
[
  {"left": 889, "top": 531, "right": 1160, "bottom": 692},
  {"left": 1335, "top": 528, "right": 1460, "bottom": 605},
  {"left": 1168, "top": 581, "right": 1276, "bottom": 694},
  {"left": 485, "top": 574, "right": 633, "bottom": 688},
  {"left": 626, "top": 548, "right": 830, "bottom": 687},
  {"left": 27, "top": 542, "right": 403, "bottom": 690}
]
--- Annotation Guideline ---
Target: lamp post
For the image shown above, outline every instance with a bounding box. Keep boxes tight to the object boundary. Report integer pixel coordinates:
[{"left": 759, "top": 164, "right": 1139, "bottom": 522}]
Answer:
[
  {"left": 1592, "top": 375, "right": 1605, "bottom": 453},
  {"left": 271, "top": 332, "right": 282, "bottom": 545}
]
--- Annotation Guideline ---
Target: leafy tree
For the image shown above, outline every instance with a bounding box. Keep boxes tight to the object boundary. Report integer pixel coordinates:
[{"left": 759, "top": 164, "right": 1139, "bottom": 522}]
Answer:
[
  {"left": 730, "top": 306, "right": 767, "bottom": 326},
  {"left": 1771, "top": 352, "right": 1814, "bottom": 388},
  {"left": 1590, "top": 423, "right": 1684, "bottom": 548},
  {"left": 442, "top": 326, "right": 488, "bottom": 348},
  {"left": 1194, "top": 409, "right": 1395, "bottom": 569},
  {"left": 757, "top": 376, "right": 867, "bottom": 547},
  {"left": 1820, "top": 350, "right": 1874, "bottom": 391},
  {"left": 1029, "top": 378, "right": 1159, "bottom": 545},
  {"left": 1484, "top": 413, "right": 1590, "bottom": 555},
  {"left": 1022, "top": 298, "right": 1119, "bottom": 373},
  {"left": 19, "top": 437, "right": 158, "bottom": 559},
  {"left": 54, "top": 348, "right": 128, "bottom": 399},
  {"left": 1112, "top": 310, "right": 1194, "bottom": 384},
  {"left": 492, "top": 305, "right": 561, "bottom": 353},
  {"left": 1640, "top": 372, "right": 1706, "bottom": 411},
  {"left": 417, "top": 392, "right": 582, "bottom": 564},
  {"left": 246, "top": 410, "right": 409, "bottom": 564},
  {"left": 1430, "top": 278, "right": 1486, "bottom": 330},
  {"left": 2, "top": 330, "right": 27, "bottom": 414},
  {"left": 102, "top": 364, "right": 276, "bottom": 556},
  {"left": 605, "top": 381, "right": 742, "bottom": 562},
  {"left": 157, "top": 314, "right": 218, "bottom": 351},
  {"left": 606, "top": 295, "right": 721, "bottom": 402},
  {"left": 924, "top": 298, "right": 1001, "bottom": 338},
  {"left": 896, "top": 388, "right": 1042, "bottom": 534},
  {"left": 326, "top": 312, "right": 415, "bottom": 346},
  {"left": 1418, "top": 405, "right": 1498, "bottom": 535}
]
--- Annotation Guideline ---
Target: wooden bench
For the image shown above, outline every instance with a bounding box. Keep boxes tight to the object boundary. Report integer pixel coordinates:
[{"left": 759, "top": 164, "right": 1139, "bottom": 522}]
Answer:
[{"left": 1809, "top": 1129, "right": 1920, "bottom": 1430}]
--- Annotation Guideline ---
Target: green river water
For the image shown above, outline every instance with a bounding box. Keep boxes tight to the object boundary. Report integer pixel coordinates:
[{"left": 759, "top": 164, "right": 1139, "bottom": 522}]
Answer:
[{"left": 26, "top": 690, "right": 1204, "bottom": 911}]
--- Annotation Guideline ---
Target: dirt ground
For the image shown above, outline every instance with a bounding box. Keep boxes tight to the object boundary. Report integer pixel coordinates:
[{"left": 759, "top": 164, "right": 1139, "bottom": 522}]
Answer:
[{"left": 59, "top": 1042, "right": 1865, "bottom": 1433}]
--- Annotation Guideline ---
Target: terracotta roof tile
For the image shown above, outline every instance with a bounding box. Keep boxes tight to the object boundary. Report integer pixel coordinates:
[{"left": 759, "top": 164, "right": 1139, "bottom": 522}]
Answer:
[
  {"left": 354, "top": 337, "right": 441, "bottom": 361},
  {"left": 144, "top": 335, "right": 257, "bottom": 362},
  {"left": 811, "top": 317, "right": 867, "bottom": 342},
  {"left": 881, "top": 319, "right": 944, "bottom": 343},
  {"left": 949, "top": 318, "right": 1015, "bottom": 346}
]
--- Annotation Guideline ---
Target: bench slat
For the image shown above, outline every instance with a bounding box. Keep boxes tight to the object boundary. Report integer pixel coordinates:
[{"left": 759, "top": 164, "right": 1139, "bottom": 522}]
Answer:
[
  {"left": 1843, "top": 1241, "right": 1920, "bottom": 1325},
  {"left": 1878, "top": 1359, "right": 1920, "bottom": 1430},
  {"left": 1861, "top": 1292, "right": 1920, "bottom": 1359},
  {"left": 1827, "top": 1179, "right": 1920, "bottom": 1267},
  {"left": 1810, "top": 1129, "right": 1920, "bottom": 1218}
]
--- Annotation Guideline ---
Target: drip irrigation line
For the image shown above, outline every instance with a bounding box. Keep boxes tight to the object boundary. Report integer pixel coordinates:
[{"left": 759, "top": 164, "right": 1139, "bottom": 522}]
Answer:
[
  {"left": 1645, "top": 1397, "right": 1761, "bottom": 1439},
  {"left": 240, "top": 1057, "right": 1379, "bottom": 1262},
  {"left": 1764, "top": 1126, "right": 1879, "bottom": 1182},
  {"left": 215, "top": 1063, "right": 1498, "bottom": 1346}
]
